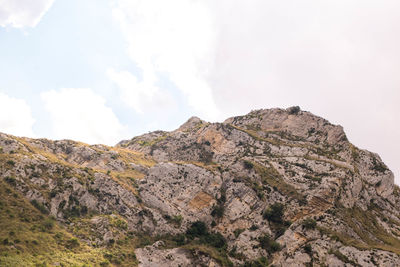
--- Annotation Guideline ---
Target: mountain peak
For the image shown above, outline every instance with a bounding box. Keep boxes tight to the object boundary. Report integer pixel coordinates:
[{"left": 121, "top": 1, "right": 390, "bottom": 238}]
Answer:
[
  {"left": 1, "top": 107, "right": 399, "bottom": 266},
  {"left": 177, "top": 116, "right": 205, "bottom": 131}
]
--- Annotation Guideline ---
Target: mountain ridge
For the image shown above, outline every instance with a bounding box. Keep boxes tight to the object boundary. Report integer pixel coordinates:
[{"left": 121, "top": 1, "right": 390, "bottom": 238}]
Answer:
[{"left": 0, "top": 107, "right": 399, "bottom": 266}]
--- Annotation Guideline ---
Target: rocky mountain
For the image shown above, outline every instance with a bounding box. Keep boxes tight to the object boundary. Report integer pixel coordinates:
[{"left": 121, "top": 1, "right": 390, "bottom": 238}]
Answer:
[{"left": 0, "top": 107, "right": 399, "bottom": 267}]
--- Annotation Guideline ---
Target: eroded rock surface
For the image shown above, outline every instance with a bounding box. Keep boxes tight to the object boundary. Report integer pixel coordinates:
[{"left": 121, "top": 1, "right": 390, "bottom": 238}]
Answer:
[{"left": 1, "top": 107, "right": 400, "bottom": 266}]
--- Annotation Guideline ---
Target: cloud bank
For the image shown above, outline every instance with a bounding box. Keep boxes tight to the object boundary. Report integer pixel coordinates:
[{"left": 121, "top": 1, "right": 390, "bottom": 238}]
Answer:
[
  {"left": 110, "top": 0, "right": 400, "bottom": 182},
  {"left": 41, "top": 88, "right": 126, "bottom": 145},
  {"left": 110, "top": 0, "right": 220, "bottom": 120},
  {"left": 0, "top": 0, "right": 54, "bottom": 28},
  {"left": 0, "top": 92, "right": 35, "bottom": 137}
]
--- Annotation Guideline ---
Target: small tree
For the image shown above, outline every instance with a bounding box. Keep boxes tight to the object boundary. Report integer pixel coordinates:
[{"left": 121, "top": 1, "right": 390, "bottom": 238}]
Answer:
[
  {"left": 302, "top": 218, "right": 317, "bottom": 230},
  {"left": 263, "top": 203, "right": 284, "bottom": 224}
]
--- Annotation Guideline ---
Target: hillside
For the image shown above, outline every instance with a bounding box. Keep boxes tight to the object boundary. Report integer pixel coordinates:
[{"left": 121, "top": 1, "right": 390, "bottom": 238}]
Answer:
[{"left": 0, "top": 107, "right": 399, "bottom": 266}]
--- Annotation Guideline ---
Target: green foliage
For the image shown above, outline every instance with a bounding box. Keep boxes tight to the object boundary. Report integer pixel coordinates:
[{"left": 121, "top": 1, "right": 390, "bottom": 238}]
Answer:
[
  {"left": 304, "top": 244, "right": 312, "bottom": 255},
  {"left": 302, "top": 218, "right": 317, "bottom": 230},
  {"left": 258, "top": 234, "right": 281, "bottom": 253},
  {"left": 30, "top": 200, "right": 48, "bottom": 215},
  {"left": 263, "top": 203, "right": 284, "bottom": 224},
  {"left": 0, "top": 180, "right": 111, "bottom": 266},
  {"left": 243, "top": 160, "right": 254, "bottom": 170},
  {"left": 211, "top": 188, "right": 226, "bottom": 219},
  {"left": 4, "top": 176, "right": 16, "bottom": 186},
  {"left": 234, "top": 228, "right": 245, "bottom": 238},
  {"left": 303, "top": 174, "right": 322, "bottom": 183},
  {"left": 66, "top": 238, "right": 80, "bottom": 249},
  {"left": 203, "top": 232, "right": 227, "bottom": 249},
  {"left": 185, "top": 221, "right": 227, "bottom": 249},
  {"left": 211, "top": 205, "right": 225, "bottom": 218},
  {"left": 288, "top": 106, "right": 300, "bottom": 114},
  {"left": 113, "top": 218, "right": 128, "bottom": 230},
  {"left": 252, "top": 162, "right": 305, "bottom": 203},
  {"left": 171, "top": 215, "right": 183, "bottom": 226},
  {"left": 371, "top": 157, "right": 388, "bottom": 173},
  {"left": 40, "top": 218, "right": 55, "bottom": 232},
  {"left": 172, "top": 234, "right": 186, "bottom": 246},
  {"left": 328, "top": 249, "right": 359, "bottom": 266},
  {"left": 243, "top": 256, "right": 269, "bottom": 267},
  {"left": 6, "top": 160, "right": 15, "bottom": 166},
  {"left": 186, "top": 221, "right": 207, "bottom": 238}
]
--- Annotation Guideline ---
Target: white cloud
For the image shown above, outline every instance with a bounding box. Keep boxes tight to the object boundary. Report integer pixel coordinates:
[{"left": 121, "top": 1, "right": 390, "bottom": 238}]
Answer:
[
  {"left": 107, "top": 68, "right": 176, "bottom": 114},
  {"left": 206, "top": 1, "right": 400, "bottom": 183},
  {"left": 41, "top": 88, "right": 126, "bottom": 145},
  {"left": 110, "top": 0, "right": 220, "bottom": 120},
  {"left": 0, "top": 92, "right": 35, "bottom": 137},
  {"left": 0, "top": 0, "right": 54, "bottom": 28},
  {"left": 110, "top": 0, "right": 400, "bottom": 183}
]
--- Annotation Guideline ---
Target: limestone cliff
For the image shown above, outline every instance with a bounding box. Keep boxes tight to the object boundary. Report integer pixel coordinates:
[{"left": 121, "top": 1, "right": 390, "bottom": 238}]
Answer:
[{"left": 0, "top": 107, "right": 399, "bottom": 266}]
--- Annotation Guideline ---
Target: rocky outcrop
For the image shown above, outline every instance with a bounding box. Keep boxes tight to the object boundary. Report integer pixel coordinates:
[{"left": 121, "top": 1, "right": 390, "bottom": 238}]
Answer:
[{"left": 1, "top": 107, "right": 399, "bottom": 267}]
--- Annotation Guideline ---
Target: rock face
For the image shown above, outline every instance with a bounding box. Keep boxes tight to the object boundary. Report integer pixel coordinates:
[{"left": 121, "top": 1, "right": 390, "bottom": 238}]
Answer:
[{"left": 1, "top": 107, "right": 400, "bottom": 267}]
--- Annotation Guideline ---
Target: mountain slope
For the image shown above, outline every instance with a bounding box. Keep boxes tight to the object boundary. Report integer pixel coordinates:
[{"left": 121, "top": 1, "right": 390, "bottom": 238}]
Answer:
[{"left": 0, "top": 107, "right": 399, "bottom": 266}]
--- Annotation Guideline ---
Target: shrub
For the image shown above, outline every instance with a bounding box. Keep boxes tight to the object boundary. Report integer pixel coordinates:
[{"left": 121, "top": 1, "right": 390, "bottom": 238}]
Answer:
[
  {"left": 172, "top": 234, "right": 186, "bottom": 246},
  {"left": 234, "top": 228, "right": 245, "bottom": 238},
  {"left": 203, "top": 232, "right": 227, "bottom": 249},
  {"left": 186, "top": 221, "right": 207, "bottom": 238},
  {"left": 66, "top": 238, "right": 80, "bottom": 249},
  {"left": 40, "top": 218, "right": 55, "bottom": 232},
  {"left": 185, "top": 221, "right": 227, "bottom": 249},
  {"left": 304, "top": 244, "right": 312, "bottom": 255},
  {"left": 31, "top": 200, "right": 49, "bottom": 214},
  {"left": 5, "top": 176, "right": 16, "bottom": 186},
  {"left": 287, "top": 106, "right": 300, "bottom": 114},
  {"left": 243, "top": 256, "right": 268, "bottom": 267},
  {"left": 371, "top": 157, "right": 388, "bottom": 173},
  {"left": 211, "top": 205, "right": 224, "bottom": 218},
  {"left": 6, "top": 160, "right": 15, "bottom": 166},
  {"left": 243, "top": 160, "right": 254, "bottom": 170},
  {"left": 114, "top": 218, "right": 128, "bottom": 230},
  {"left": 302, "top": 218, "right": 317, "bottom": 230},
  {"left": 258, "top": 234, "right": 281, "bottom": 253},
  {"left": 263, "top": 203, "right": 284, "bottom": 224},
  {"left": 249, "top": 225, "right": 258, "bottom": 231}
]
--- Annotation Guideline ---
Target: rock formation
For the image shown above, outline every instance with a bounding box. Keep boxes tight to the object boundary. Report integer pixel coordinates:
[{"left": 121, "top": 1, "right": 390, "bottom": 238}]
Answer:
[{"left": 0, "top": 107, "right": 399, "bottom": 266}]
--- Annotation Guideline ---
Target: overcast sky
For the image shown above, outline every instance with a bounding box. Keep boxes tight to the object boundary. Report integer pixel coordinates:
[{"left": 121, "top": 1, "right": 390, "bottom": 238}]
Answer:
[{"left": 0, "top": 0, "right": 398, "bottom": 184}]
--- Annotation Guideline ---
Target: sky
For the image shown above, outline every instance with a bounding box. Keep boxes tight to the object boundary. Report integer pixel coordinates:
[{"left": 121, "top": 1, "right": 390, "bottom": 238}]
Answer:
[{"left": 0, "top": 0, "right": 399, "bottom": 184}]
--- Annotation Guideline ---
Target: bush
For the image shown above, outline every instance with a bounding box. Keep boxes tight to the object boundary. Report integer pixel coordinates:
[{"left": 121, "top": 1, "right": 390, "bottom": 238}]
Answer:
[
  {"left": 203, "top": 232, "right": 227, "bottom": 249},
  {"left": 66, "top": 238, "right": 80, "bottom": 249},
  {"left": 287, "top": 106, "right": 300, "bottom": 114},
  {"left": 186, "top": 221, "right": 207, "bottom": 238},
  {"left": 6, "top": 160, "right": 15, "bottom": 166},
  {"left": 243, "top": 160, "right": 254, "bottom": 170},
  {"left": 211, "top": 205, "right": 224, "bottom": 218},
  {"left": 40, "top": 218, "right": 55, "bottom": 232},
  {"left": 302, "top": 218, "right": 317, "bottom": 230},
  {"left": 172, "top": 234, "right": 186, "bottom": 246},
  {"left": 258, "top": 234, "right": 281, "bottom": 253},
  {"left": 263, "top": 203, "right": 284, "bottom": 224},
  {"left": 165, "top": 215, "right": 183, "bottom": 226},
  {"left": 185, "top": 221, "right": 227, "bottom": 249},
  {"left": 31, "top": 200, "right": 49, "bottom": 214},
  {"left": 234, "top": 228, "right": 245, "bottom": 238},
  {"left": 5, "top": 176, "right": 16, "bottom": 186},
  {"left": 304, "top": 244, "right": 312, "bottom": 254},
  {"left": 243, "top": 256, "right": 268, "bottom": 267}
]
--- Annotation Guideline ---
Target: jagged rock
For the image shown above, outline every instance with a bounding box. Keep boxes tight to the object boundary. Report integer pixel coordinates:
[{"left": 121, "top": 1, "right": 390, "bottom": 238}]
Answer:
[{"left": 1, "top": 107, "right": 400, "bottom": 266}]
